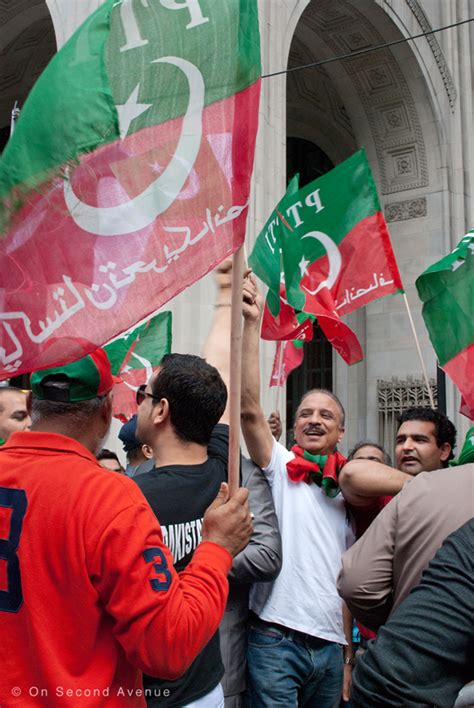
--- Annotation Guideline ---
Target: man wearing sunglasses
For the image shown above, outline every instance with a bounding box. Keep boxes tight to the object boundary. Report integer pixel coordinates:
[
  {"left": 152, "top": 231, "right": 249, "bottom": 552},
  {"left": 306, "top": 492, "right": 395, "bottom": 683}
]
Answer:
[{"left": 134, "top": 262, "right": 243, "bottom": 708}]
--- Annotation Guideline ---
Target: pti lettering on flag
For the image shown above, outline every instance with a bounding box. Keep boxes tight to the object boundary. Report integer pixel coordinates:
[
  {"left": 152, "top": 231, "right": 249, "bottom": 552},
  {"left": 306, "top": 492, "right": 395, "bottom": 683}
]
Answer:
[
  {"left": 416, "top": 231, "right": 474, "bottom": 419},
  {"left": 0, "top": 0, "right": 261, "bottom": 378},
  {"left": 104, "top": 310, "right": 172, "bottom": 421}
]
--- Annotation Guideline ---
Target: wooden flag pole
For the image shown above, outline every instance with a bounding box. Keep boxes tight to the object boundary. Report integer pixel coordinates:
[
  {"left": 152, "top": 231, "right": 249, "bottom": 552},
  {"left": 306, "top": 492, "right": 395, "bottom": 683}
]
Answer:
[
  {"left": 228, "top": 245, "right": 246, "bottom": 496},
  {"left": 402, "top": 293, "right": 435, "bottom": 408}
]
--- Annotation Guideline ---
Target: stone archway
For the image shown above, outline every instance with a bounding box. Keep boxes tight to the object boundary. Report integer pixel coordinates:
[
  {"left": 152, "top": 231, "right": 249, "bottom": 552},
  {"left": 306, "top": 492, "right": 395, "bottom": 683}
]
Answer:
[{"left": 285, "top": 0, "right": 448, "bottom": 450}]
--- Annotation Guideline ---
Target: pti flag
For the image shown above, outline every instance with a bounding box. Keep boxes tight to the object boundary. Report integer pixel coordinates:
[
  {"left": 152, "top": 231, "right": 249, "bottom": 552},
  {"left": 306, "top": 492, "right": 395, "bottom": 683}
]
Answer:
[
  {"left": 104, "top": 310, "right": 172, "bottom": 421},
  {"left": 250, "top": 149, "right": 402, "bottom": 367},
  {"left": 279, "top": 150, "right": 403, "bottom": 318},
  {"left": 0, "top": 0, "right": 260, "bottom": 378},
  {"left": 416, "top": 231, "right": 474, "bottom": 419}
]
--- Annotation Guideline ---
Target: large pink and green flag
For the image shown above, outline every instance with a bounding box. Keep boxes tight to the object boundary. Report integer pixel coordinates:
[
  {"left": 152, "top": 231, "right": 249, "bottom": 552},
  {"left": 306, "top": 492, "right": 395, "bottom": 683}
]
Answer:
[
  {"left": 0, "top": 0, "right": 260, "bottom": 379},
  {"left": 104, "top": 310, "right": 172, "bottom": 421},
  {"left": 416, "top": 231, "right": 474, "bottom": 420}
]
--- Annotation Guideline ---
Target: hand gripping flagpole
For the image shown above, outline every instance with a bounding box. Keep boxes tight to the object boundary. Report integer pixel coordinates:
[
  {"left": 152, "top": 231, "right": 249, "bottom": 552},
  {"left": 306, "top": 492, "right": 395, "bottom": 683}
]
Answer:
[
  {"left": 228, "top": 245, "right": 246, "bottom": 496},
  {"left": 402, "top": 293, "right": 435, "bottom": 408}
]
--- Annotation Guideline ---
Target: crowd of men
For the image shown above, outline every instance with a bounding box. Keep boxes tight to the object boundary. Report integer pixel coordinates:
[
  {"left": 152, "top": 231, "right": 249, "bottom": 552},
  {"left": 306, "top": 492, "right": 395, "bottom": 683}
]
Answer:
[{"left": 0, "top": 264, "right": 472, "bottom": 708}]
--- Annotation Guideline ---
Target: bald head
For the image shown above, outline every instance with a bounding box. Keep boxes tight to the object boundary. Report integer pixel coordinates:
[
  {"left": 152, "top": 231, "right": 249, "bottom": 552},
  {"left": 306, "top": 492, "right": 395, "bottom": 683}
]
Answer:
[{"left": 0, "top": 387, "right": 31, "bottom": 442}]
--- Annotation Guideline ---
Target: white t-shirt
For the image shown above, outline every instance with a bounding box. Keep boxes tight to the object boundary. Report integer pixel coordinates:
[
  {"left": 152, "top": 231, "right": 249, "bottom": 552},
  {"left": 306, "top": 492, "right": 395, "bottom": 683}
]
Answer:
[{"left": 250, "top": 440, "right": 354, "bottom": 644}]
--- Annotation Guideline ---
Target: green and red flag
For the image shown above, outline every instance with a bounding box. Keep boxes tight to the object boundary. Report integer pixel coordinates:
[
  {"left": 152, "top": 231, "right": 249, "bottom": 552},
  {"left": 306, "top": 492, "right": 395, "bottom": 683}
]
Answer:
[
  {"left": 104, "top": 310, "right": 172, "bottom": 421},
  {"left": 0, "top": 0, "right": 260, "bottom": 379},
  {"left": 416, "top": 230, "right": 474, "bottom": 420},
  {"left": 250, "top": 149, "right": 403, "bottom": 368},
  {"left": 279, "top": 149, "right": 403, "bottom": 318},
  {"left": 250, "top": 171, "right": 363, "bottom": 366}
]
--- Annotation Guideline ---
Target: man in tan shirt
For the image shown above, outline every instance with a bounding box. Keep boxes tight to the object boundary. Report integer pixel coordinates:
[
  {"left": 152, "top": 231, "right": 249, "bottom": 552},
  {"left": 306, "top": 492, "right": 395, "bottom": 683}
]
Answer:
[{"left": 338, "top": 463, "right": 474, "bottom": 630}]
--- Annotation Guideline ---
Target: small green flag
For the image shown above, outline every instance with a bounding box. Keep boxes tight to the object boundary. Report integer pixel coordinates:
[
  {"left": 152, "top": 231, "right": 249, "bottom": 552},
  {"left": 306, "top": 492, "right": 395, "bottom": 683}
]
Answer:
[
  {"left": 104, "top": 311, "right": 172, "bottom": 420},
  {"left": 416, "top": 230, "right": 474, "bottom": 419}
]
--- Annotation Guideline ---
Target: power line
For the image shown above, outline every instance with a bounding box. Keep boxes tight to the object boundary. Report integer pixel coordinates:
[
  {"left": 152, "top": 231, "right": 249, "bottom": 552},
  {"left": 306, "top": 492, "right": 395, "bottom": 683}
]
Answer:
[{"left": 262, "top": 17, "right": 474, "bottom": 79}]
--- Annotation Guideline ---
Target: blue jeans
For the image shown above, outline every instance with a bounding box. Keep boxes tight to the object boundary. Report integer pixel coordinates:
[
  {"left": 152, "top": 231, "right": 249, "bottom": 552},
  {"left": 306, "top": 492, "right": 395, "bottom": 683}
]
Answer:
[{"left": 246, "top": 624, "right": 343, "bottom": 707}]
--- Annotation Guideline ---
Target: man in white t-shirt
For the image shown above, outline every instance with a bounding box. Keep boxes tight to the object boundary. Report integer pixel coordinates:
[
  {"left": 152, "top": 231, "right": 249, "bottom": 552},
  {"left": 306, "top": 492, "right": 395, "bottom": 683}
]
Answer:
[{"left": 241, "top": 276, "right": 354, "bottom": 707}]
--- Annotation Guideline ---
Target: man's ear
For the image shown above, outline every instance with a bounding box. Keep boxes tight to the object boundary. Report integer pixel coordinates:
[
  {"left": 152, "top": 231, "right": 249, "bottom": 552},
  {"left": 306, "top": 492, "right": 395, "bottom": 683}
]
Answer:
[
  {"left": 152, "top": 398, "right": 169, "bottom": 426},
  {"left": 439, "top": 442, "right": 452, "bottom": 463},
  {"left": 100, "top": 393, "right": 113, "bottom": 426},
  {"left": 142, "top": 443, "right": 153, "bottom": 459},
  {"left": 337, "top": 427, "right": 345, "bottom": 444}
]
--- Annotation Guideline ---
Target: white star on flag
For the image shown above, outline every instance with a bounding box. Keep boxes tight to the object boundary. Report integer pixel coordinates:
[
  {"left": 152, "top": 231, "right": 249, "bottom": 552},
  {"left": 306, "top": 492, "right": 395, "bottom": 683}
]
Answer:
[
  {"left": 116, "top": 84, "right": 152, "bottom": 140},
  {"left": 299, "top": 256, "right": 310, "bottom": 277},
  {"left": 149, "top": 161, "right": 163, "bottom": 174}
]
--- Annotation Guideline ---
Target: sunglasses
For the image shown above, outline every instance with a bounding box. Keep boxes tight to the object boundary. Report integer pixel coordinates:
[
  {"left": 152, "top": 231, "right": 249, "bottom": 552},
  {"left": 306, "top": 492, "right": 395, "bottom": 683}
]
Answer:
[{"left": 136, "top": 384, "right": 160, "bottom": 406}]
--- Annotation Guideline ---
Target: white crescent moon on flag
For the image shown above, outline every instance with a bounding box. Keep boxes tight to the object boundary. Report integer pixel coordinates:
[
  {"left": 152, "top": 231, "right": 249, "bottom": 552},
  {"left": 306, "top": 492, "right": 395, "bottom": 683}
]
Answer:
[
  {"left": 63, "top": 56, "right": 205, "bottom": 236},
  {"left": 300, "top": 231, "right": 341, "bottom": 295}
]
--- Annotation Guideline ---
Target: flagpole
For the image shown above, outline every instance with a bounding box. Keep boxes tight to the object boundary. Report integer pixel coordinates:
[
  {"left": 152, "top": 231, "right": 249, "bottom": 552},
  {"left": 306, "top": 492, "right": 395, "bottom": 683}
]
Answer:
[
  {"left": 402, "top": 293, "right": 435, "bottom": 408},
  {"left": 228, "top": 245, "right": 245, "bottom": 496},
  {"left": 274, "top": 340, "right": 284, "bottom": 411}
]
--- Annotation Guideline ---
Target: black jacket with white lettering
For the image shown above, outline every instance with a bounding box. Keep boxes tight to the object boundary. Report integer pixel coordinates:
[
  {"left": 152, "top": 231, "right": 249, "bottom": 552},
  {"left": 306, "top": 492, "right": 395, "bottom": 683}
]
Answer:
[{"left": 134, "top": 424, "right": 229, "bottom": 707}]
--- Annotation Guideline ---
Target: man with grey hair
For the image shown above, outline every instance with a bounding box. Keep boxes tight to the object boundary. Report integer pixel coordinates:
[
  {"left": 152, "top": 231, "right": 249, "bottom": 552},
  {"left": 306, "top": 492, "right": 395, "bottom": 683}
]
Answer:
[
  {"left": 0, "top": 347, "right": 253, "bottom": 705},
  {"left": 241, "top": 274, "right": 354, "bottom": 707}
]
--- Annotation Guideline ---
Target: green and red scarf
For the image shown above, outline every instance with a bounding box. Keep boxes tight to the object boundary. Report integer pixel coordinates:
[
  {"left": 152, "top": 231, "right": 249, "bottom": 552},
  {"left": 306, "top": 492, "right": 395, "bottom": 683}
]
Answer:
[{"left": 287, "top": 446, "right": 346, "bottom": 497}]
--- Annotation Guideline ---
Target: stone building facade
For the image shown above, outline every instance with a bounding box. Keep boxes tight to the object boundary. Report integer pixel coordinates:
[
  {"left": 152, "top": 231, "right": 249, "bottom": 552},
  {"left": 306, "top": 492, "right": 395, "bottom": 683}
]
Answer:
[{"left": 1, "top": 0, "right": 472, "bottom": 454}]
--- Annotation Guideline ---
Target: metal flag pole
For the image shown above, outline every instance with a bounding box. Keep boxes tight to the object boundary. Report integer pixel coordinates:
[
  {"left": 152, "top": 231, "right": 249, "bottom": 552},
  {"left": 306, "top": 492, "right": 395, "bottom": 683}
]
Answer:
[
  {"left": 10, "top": 101, "right": 20, "bottom": 136},
  {"left": 274, "top": 340, "right": 284, "bottom": 411},
  {"left": 402, "top": 292, "right": 435, "bottom": 408},
  {"left": 228, "top": 245, "right": 245, "bottom": 496}
]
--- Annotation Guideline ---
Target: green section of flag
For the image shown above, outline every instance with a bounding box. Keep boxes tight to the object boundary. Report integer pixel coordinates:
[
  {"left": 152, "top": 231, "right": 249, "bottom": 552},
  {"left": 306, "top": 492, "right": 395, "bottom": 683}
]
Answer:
[
  {"left": 0, "top": 0, "right": 261, "bottom": 202},
  {"left": 0, "top": 1, "right": 117, "bottom": 202},
  {"left": 416, "top": 231, "right": 474, "bottom": 366},
  {"left": 105, "top": 311, "right": 172, "bottom": 375},
  {"left": 106, "top": 0, "right": 261, "bottom": 137}
]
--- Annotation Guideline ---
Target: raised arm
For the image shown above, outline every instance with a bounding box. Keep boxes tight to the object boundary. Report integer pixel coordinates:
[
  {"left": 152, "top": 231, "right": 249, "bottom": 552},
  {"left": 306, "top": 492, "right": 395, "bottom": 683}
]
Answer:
[
  {"left": 339, "top": 459, "right": 411, "bottom": 507},
  {"left": 202, "top": 261, "right": 233, "bottom": 424},
  {"left": 241, "top": 274, "right": 275, "bottom": 469}
]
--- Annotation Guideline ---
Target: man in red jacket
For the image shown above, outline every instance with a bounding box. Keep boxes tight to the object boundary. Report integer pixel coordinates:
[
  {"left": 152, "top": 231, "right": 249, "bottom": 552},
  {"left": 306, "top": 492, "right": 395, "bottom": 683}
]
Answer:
[{"left": 0, "top": 348, "right": 251, "bottom": 706}]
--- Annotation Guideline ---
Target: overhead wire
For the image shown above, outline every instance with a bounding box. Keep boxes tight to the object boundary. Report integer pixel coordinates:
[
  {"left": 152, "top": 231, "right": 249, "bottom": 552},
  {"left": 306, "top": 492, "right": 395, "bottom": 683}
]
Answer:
[{"left": 261, "top": 17, "right": 474, "bottom": 79}]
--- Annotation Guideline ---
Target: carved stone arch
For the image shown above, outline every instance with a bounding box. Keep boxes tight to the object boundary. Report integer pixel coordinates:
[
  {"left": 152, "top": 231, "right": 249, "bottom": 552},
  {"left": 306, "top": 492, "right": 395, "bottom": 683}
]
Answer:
[
  {"left": 0, "top": 0, "right": 56, "bottom": 138},
  {"left": 287, "top": 0, "right": 438, "bottom": 196}
]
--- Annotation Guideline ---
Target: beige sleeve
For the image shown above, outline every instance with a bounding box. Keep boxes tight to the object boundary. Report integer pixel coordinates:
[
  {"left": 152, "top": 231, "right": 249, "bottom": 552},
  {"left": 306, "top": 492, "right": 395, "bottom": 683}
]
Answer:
[{"left": 337, "top": 497, "right": 398, "bottom": 631}]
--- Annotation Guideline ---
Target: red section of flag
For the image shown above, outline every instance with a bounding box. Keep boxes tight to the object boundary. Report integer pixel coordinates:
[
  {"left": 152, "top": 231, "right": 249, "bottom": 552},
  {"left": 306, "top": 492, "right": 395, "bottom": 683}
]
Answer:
[
  {"left": 443, "top": 343, "right": 474, "bottom": 420},
  {"left": 261, "top": 290, "right": 314, "bottom": 342},
  {"left": 300, "top": 212, "right": 403, "bottom": 318},
  {"left": 0, "top": 82, "right": 260, "bottom": 378},
  {"left": 270, "top": 340, "right": 304, "bottom": 387}
]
